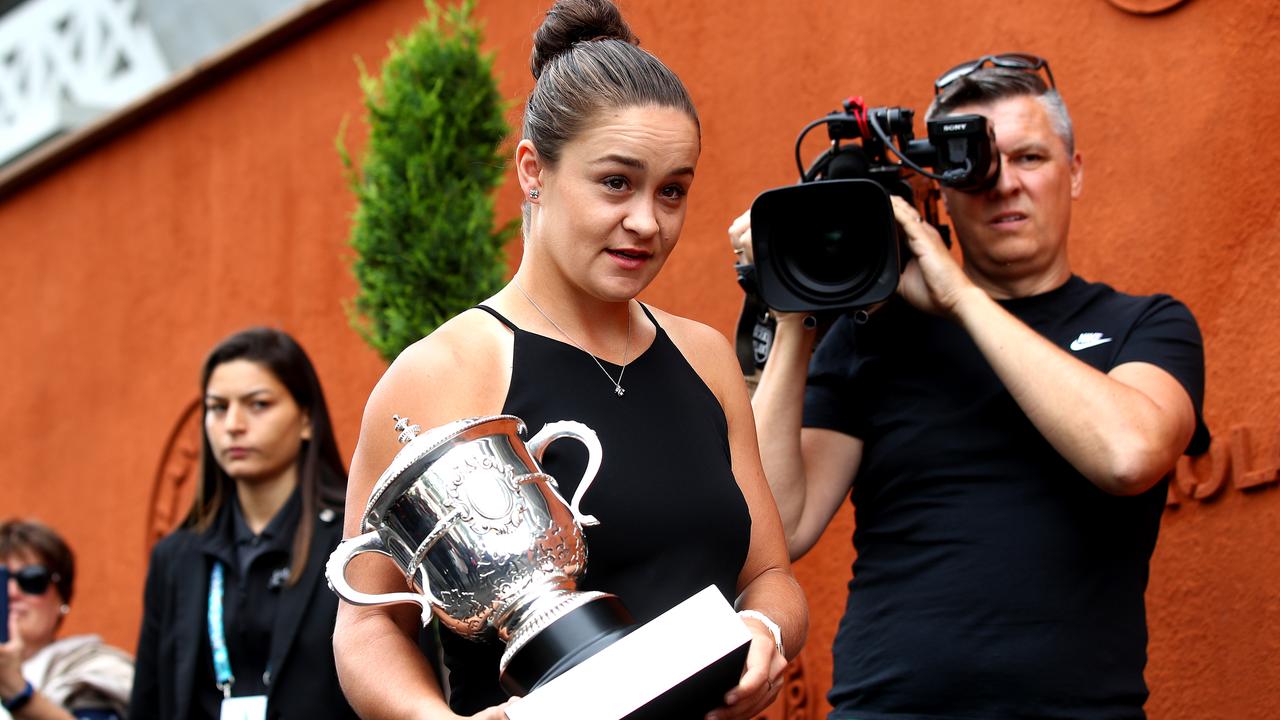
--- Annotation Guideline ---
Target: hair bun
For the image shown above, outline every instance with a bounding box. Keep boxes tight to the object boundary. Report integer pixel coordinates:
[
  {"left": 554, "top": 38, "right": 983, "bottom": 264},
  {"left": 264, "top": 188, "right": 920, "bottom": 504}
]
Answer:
[{"left": 530, "top": 0, "right": 638, "bottom": 79}]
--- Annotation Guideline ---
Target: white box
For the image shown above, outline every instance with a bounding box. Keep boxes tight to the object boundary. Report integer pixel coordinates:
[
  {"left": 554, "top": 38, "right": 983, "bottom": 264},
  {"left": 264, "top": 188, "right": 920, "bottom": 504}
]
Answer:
[{"left": 504, "top": 585, "right": 751, "bottom": 720}]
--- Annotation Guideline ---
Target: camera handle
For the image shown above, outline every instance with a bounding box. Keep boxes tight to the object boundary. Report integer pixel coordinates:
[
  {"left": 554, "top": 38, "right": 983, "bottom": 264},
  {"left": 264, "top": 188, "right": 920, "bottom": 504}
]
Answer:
[{"left": 866, "top": 111, "right": 970, "bottom": 184}]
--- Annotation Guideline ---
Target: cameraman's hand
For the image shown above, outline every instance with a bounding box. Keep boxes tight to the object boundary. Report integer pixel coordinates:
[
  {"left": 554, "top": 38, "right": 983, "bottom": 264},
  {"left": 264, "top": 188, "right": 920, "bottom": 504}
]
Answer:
[
  {"left": 728, "top": 208, "right": 755, "bottom": 266},
  {"left": 890, "top": 195, "right": 976, "bottom": 317},
  {"left": 728, "top": 209, "right": 811, "bottom": 331}
]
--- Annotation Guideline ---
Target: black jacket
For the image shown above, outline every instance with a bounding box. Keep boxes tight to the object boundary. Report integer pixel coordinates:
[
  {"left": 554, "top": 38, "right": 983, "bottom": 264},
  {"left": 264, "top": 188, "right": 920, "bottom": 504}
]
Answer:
[{"left": 129, "top": 503, "right": 357, "bottom": 720}]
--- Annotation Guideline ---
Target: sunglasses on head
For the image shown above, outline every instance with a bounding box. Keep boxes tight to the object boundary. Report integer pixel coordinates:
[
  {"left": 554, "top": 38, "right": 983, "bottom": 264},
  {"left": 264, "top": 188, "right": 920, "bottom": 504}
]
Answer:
[
  {"left": 934, "top": 53, "right": 1056, "bottom": 95},
  {"left": 9, "top": 565, "right": 60, "bottom": 595}
]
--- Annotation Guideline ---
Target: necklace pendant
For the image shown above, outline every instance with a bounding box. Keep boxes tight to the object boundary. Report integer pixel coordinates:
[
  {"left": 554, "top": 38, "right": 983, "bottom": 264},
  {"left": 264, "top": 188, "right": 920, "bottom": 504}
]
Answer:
[{"left": 615, "top": 385, "right": 625, "bottom": 397}]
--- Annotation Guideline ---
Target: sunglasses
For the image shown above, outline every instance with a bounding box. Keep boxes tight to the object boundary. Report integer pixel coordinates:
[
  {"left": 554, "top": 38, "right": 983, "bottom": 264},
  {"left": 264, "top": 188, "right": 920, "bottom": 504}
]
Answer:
[
  {"left": 934, "top": 53, "right": 1056, "bottom": 95},
  {"left": 9, "top": 565, "right": 60, "bottom": 596}
]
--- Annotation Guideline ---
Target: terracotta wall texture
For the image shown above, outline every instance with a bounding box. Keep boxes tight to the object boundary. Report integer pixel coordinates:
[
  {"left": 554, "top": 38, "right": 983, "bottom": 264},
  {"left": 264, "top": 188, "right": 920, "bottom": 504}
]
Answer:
[{"left": 1, "top": 0, "right": 1276, "bottom": 717}]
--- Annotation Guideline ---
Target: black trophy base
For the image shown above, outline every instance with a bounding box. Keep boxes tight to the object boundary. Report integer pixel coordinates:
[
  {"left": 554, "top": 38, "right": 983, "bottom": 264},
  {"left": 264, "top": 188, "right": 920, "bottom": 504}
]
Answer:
[{"left": 499, "top": 594, "right": 635, "bottom": 696}]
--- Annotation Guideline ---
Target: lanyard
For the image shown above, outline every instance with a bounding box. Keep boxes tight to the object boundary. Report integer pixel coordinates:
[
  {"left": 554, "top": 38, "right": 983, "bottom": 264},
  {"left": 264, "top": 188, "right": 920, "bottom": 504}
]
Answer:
[
  {"left": 207, "top": 562, "right": 235, "bottom": 698},
  {"left": 208, "top": 561, "right": 275, "bottom": 700}
]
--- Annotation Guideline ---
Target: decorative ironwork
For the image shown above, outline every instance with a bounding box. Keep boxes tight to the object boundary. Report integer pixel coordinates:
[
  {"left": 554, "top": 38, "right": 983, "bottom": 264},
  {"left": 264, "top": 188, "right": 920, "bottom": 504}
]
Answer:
[
  {"left": 0, "top": 0, "right": 169, "bottom": 164},
  {"left": 145, "top": 397, "right": 201, "bottom": 552}
]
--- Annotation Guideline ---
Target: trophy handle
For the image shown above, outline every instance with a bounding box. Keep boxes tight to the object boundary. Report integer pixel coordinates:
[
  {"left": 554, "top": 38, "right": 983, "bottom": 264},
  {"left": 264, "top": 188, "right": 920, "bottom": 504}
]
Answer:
[
  {"left": 527, "top": 420, "right": 602, "bottom": 527},
  {"left": 325, "top": 530, "right": 438, "bottom": 625}
]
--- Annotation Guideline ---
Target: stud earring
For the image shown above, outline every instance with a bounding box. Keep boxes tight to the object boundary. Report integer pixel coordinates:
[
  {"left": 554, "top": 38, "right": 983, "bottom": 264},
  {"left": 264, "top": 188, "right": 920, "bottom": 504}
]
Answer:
[
  {"left": 60, "top": 604, "right": 70, "bottom": 615},
  {"left": 529, "top": 188, "right": 540, "bottom": 200}
]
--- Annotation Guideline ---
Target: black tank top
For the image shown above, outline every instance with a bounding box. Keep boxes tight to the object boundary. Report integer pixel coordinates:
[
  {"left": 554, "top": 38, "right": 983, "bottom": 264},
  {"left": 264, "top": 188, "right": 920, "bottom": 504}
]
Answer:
[{"left": 439, "top": 304, "right": 752, "bottom": 713}]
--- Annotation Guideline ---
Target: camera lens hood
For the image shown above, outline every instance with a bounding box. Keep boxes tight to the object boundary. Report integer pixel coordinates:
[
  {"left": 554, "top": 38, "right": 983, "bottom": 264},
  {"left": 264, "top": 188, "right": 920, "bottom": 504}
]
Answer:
[{"left": 749, "top": 179, "right": 900, "bottom": 313}]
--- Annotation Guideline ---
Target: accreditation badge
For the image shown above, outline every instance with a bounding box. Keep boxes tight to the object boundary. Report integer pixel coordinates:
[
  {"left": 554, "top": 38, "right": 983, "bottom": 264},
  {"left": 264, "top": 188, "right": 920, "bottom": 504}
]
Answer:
[{"left": 219, "top": 695, "right": 267, "bottom": 720}]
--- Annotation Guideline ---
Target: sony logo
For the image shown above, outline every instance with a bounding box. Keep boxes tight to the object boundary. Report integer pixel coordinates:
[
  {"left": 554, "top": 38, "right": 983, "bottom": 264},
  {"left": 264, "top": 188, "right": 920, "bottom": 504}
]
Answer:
[{"left": 943, "top": 123, "right": 969, "bottom": 132}]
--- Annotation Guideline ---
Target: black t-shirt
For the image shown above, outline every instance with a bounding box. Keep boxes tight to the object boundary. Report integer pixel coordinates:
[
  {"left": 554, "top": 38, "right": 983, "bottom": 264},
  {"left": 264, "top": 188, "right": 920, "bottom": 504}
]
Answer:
[{"left": 803, "top": 276, "right": 1208, "bottom": 720}]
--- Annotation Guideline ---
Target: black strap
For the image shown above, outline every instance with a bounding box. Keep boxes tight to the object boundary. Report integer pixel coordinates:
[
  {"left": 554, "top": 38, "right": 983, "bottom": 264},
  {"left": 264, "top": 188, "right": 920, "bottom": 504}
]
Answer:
[
  {"left": 636, "top": 301, "right": 660, "bottom": 329},
  {"left": 477, "top": 301, "right": 658, "bottom": 334},
  {"left": 472, "top": 305, "right": 519, "bottom": 332}
]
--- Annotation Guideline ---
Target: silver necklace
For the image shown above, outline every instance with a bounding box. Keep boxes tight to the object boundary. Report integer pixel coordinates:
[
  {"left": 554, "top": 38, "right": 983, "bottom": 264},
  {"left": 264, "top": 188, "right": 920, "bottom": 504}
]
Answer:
[{"left": 512, "top": 280, "right": 630, "bottom": 397}]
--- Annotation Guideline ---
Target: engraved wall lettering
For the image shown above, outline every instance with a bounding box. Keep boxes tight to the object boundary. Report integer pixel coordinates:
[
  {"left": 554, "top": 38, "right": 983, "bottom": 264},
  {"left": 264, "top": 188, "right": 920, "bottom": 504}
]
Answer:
[{"left": 1167, "top": 422, "right": 1279, "bottom": 506}]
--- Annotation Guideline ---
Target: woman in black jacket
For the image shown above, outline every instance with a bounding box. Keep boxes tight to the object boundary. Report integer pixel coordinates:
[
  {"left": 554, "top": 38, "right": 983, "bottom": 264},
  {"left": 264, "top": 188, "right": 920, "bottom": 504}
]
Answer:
[{"left": 130, "top": 327, "right": 358, "bottom": 720}]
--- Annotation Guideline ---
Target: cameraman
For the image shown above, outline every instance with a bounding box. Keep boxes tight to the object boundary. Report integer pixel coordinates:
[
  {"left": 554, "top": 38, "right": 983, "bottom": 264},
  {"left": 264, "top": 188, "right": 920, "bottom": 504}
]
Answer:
[{"left": 735, "top": 56, "right": 1208, "bottom": 719}]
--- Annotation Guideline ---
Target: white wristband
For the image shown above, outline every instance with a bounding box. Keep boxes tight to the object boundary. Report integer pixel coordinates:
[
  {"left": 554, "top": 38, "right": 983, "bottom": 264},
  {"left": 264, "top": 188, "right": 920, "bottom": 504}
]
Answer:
[{"left": 738, "top": 609, "right": 784, "bottom": 658}]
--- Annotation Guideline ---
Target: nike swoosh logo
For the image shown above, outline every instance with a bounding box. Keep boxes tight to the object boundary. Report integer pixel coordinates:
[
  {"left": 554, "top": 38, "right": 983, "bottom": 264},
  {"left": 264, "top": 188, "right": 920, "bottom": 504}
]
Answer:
[{"left": 1070, "top": 334, "right": 1113, "bottom": 352}]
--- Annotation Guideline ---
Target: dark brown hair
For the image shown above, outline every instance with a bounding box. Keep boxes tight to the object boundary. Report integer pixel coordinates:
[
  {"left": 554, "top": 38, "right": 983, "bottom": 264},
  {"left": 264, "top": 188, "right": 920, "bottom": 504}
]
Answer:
[
  {"left": 187, "top": 327, "right": 346, "bottom": 587},
  {"left": 523, "top": 0, "right": 699, "bottom": 166},
  {"left": 927, "top": 67, "right": 1075, "bottom": 155},
  {"left": 0, "top": 519, "right": 75, "bottom": 603}
]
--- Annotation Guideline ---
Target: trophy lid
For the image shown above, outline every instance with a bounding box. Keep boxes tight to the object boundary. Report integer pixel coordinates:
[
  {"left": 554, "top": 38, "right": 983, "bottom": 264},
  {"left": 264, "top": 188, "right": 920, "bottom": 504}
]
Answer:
[{"left": 361, "top": 414, "right": 527, "bottom": 531}]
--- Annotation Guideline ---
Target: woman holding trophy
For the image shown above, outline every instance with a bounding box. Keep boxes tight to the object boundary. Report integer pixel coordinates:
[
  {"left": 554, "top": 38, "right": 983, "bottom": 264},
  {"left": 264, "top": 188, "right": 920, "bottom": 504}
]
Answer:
[{"left": 332, "top": 1, "right": 808, "bottom": 718}]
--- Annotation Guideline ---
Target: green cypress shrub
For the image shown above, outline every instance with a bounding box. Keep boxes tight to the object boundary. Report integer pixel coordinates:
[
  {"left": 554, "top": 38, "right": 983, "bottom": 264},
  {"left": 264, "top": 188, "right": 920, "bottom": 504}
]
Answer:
[{"left": 339, "top": 0, "right": 515, "bottom": 363}]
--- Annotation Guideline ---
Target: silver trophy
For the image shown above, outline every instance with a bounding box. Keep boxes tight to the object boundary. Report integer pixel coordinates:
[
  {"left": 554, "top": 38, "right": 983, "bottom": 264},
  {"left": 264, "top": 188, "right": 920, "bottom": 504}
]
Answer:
[{"left": 326, "top": 414, "right": 633, "bottom": 695}]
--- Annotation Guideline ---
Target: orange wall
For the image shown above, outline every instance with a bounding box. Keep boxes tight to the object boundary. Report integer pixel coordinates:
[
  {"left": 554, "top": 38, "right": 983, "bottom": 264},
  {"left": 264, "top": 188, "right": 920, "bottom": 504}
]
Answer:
[{"left": 1, "top": 0, "right": 1276, "bottom": 717}]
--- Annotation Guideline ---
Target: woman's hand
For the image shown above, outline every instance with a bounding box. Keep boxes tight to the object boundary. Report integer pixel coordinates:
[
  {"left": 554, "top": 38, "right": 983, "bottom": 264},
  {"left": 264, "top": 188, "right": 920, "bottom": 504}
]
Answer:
[
  {"left": 415, "top": 698, "right": 514, "bottom": 720},
  {"left": 0, "top": 614, "right": 77, "bottom": 719},
  {"left": 461, "top": 700, "right": 515, "bottom": 720},
  {"left": 0, "top": 614, "right": 27, "bottom": 699},
  {"left": 704, "top": 620, "right": 786, "bottom": 720}
]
